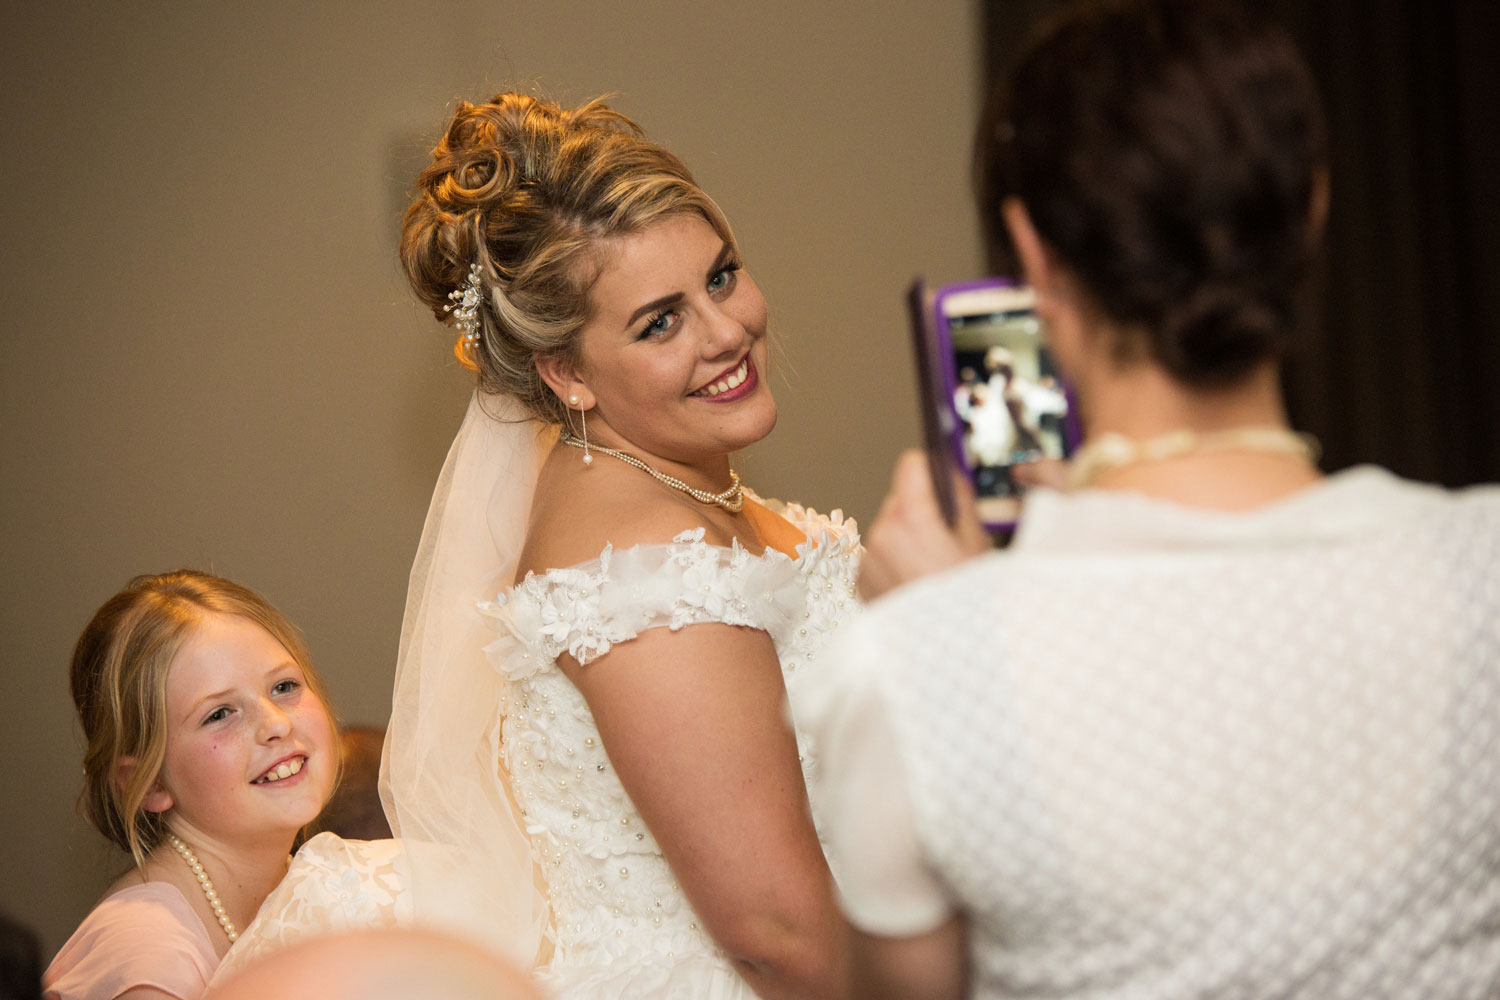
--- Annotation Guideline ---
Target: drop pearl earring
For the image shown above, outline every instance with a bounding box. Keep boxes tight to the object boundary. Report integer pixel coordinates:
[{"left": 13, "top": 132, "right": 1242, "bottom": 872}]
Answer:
[{"left": 568, "top": 394, "right": 592, "bottom": 466}]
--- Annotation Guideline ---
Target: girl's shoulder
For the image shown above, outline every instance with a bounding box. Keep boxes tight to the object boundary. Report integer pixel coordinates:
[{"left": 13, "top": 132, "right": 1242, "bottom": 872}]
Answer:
[{"left": 44, "top": 882, "right": 217, "bottom": 1000}]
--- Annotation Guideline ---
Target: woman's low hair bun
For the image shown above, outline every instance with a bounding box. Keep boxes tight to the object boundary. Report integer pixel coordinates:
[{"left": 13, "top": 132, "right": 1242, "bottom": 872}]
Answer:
[
  {"left": 1156, "top": 283, "right": 1287, "bottom": 387},
  {"left": 980, "top": 0, "right": 1328, "bottom": 386}
]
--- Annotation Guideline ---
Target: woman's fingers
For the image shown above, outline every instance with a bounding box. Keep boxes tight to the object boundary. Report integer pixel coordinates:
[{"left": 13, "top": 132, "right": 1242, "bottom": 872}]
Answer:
[
  {"left": 859, "top": 451, "right": 990, "bottom": 601},
  {"left": 1010, "top": 457, "right": 1070, "bottom": 491}
]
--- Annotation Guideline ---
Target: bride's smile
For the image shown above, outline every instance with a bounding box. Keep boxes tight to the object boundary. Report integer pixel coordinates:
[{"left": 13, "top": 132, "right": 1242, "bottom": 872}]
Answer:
[{"left": 688, "top": 355, "right": 755, "bottom": 399}]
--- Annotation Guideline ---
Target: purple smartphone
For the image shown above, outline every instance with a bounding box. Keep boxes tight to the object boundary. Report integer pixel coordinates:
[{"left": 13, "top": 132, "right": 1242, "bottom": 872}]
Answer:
[{"left": 908, "top": 277, "right": 1080, "bottom": 530}]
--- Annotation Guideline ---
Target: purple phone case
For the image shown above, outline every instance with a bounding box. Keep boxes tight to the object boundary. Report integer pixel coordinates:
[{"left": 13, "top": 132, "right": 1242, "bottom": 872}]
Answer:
[
  {"left": 928, "top": 278, "right": 1082, "bottom": 531},
  {"left": 907, "top": 279, "right": 959, "bottom": 525}
]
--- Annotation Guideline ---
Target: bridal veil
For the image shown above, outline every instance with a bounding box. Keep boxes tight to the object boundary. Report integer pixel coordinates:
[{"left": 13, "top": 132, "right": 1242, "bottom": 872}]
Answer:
[{"left": 380, "top": 392, "right": 556, "bottom": 964}]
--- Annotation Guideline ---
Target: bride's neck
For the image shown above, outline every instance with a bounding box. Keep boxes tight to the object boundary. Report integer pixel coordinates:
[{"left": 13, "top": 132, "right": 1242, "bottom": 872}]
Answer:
[{"left": 577, "top": 421, "right": 737, "bottom": 496}]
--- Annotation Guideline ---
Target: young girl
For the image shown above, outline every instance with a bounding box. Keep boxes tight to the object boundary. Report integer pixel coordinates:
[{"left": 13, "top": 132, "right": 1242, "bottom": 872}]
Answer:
[{"left": 45, "top": 570, "right": 339, "bottom": 1000}]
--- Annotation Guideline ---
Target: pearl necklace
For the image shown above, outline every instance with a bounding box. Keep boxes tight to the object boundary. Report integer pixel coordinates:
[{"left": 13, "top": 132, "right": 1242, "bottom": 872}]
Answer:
[
  {"left": 1067, "top": 425, "right": 1320, "bottom": 489},
  {"left": 167, "top": 834, "right": 238, "bottom": 943},
  {"left": 560, "top": 433, "right": 745, "bottom": 512}
]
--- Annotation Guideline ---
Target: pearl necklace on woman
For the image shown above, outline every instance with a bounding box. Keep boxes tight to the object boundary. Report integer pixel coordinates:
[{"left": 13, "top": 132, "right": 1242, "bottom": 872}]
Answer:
[
  {"left": 1067, "top": 425, "right": 1320, "bottom": 489},
  {"left": 166, "top": 833, "right": 238, "bottom": 943},
  {"left": 560, "top": 432, "right": 745, "bottom": 512}
]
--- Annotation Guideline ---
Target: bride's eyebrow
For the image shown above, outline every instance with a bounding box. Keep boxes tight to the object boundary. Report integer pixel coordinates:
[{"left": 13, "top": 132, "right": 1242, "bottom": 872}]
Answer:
[
  {"left": 622, "top": 242, "right": 734, "bottom": 331},
  {"left": 625, "top": 293, "right": 682, "bottom": 330},
  {"left": 705, "top": 242, "right": 734, "bottom": 278}
]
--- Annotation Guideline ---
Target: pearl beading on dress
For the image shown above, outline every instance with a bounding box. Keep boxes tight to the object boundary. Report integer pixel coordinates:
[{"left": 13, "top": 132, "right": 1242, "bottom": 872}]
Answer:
[{"left": 167, "top": 833, "right": 238, "bottom": 943}]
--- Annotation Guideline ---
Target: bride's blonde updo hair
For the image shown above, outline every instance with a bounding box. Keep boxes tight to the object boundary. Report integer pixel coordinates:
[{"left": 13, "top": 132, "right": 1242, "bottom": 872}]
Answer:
[{"left": 401, "top": 93, "right": 737, "bottom": 424}]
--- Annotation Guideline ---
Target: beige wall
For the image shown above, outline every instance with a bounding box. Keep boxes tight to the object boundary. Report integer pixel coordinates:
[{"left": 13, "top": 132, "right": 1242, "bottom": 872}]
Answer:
[{"left": 0, "top": 1, "right": 984, "bottom": 954}]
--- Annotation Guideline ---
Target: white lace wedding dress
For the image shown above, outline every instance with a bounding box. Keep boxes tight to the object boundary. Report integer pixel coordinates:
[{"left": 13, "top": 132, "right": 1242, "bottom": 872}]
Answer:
[
  {"left": 211, "top": 502, "right": 859, "bottom": 999},
  {"left": 491, "top": 508, "right": 860, "bottom": 997}
]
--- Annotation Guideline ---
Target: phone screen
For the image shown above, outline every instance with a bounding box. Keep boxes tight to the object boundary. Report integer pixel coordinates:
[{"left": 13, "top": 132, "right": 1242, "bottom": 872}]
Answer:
[{"left": 927, "top": 279, "right": 1078, "bottom": 528}]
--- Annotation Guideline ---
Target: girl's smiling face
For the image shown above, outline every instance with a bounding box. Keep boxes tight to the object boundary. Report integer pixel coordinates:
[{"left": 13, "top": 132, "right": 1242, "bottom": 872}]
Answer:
[
  {"left": 150, "top": 612, "right": 336, "bottom": 847},
  {"left": 547, "top": 213, "right": 776, "bottom": 469}
]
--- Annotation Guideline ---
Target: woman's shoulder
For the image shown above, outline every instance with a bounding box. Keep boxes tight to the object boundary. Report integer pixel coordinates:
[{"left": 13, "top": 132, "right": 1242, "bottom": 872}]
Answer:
[
  {"left": 44, "top": 882, "right": 216, "bottom": 999},
  {"left": 520, "top": 463, "right": 739, "bottom": 577}
]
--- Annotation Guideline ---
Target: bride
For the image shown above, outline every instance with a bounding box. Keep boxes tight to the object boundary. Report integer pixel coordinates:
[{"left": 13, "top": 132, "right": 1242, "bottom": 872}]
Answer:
[{"left": 379, "top": 93, "right": 858, "bottom": 998}]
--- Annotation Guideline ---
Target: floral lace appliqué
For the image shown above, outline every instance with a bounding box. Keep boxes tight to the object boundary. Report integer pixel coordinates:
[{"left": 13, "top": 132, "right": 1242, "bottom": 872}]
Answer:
[{"left": 477, "top": 505, "right": 862, "bottom": 995}]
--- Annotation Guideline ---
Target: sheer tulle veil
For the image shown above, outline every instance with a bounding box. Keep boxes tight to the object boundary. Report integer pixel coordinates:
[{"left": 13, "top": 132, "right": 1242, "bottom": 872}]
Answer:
[{"left": 379, "top": 391, "right": 557, "bottom": 964}]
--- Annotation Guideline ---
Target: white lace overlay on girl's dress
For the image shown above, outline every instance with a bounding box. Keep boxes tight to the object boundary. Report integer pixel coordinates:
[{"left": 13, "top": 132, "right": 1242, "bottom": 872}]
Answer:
[
  {"left": 207, "top": 834, "right": 412, "bottom": 987},
  {"left": 480, "top": 506, "right": 860, "bottom": 999}
]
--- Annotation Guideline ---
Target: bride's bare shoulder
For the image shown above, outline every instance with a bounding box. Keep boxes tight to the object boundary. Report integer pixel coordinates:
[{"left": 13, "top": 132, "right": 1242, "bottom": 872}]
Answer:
[{"left": 517, "top": 452, "right": 733, "bottom": 578}]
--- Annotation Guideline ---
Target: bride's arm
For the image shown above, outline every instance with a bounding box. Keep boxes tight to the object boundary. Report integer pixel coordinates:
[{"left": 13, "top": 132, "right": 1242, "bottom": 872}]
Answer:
[
  {"left": 557, "top": 623, "right": 844, "bottom": 1000},
  {"left": 850, "top": 918, "right": 968, "bottom": 1000}
]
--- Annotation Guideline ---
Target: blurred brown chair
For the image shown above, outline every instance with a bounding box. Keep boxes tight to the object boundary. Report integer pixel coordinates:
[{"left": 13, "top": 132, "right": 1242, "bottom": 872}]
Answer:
[{"left": 314, "top": 725, "right": 393, "bottom": 840}]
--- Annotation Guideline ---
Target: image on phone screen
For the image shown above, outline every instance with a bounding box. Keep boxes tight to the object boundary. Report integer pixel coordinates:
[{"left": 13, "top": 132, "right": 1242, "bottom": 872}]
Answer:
[{"left": 929, "top": 279, "right": 1078, "bottom": 528}]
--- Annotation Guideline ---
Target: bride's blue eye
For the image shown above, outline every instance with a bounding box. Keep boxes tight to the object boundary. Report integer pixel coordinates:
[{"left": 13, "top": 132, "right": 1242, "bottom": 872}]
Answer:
[
  {"left": 708, "top": 263, "right": 741, "bottom": 294},
  {"left": 639, "top": 310, "right": 674, "bottom": 339}
]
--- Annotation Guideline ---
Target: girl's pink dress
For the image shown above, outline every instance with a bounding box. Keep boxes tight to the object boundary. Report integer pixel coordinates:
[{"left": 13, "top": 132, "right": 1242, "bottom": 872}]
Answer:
[{"left": 44, "top": 882, "right": 218, "bottom": 1000}]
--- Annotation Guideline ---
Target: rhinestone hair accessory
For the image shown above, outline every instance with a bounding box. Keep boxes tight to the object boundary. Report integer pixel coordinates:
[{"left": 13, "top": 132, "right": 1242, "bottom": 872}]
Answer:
[{"left": 446, "top": 262, "right": 485, "bottom": 351}]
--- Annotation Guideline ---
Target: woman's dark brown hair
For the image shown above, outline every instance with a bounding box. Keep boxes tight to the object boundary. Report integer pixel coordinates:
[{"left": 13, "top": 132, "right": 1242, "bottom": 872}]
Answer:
[{"left": 979, "top": 0, "right": 1328, "bottom": 386}]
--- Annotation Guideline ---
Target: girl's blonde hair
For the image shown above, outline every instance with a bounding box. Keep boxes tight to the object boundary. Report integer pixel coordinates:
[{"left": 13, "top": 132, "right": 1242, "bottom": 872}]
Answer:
[
  {"left": 400, "top": 93, "right": 737, "bottom": 424},
  {"left": 70, "top": 569, "right": 338, "bottom": 867}
]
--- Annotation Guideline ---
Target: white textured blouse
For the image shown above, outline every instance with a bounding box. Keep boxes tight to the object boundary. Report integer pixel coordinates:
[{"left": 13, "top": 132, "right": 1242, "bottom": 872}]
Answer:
[{"left": 802, "top": 467, "right": 1500, "bottom": 999}]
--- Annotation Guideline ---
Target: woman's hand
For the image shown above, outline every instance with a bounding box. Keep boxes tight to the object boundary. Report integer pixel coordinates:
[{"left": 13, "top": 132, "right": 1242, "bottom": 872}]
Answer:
[
  {"left": 858, "top": 451, "right": 991, "bottom": 601},
  {"left": 1010, "top": 456, "right": 1070, "bottom": 491}
]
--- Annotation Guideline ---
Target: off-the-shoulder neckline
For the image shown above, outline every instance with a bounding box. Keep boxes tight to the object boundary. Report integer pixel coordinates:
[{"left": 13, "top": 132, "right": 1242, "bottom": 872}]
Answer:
[{"left": 513, "top": 501, "right": 856, "bottom": 588}]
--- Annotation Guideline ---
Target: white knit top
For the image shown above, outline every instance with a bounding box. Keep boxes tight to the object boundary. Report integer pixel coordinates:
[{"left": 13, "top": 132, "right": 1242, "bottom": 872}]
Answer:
[{"left": 802, "top": 467, "right": 1500, "bottom": 999}]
